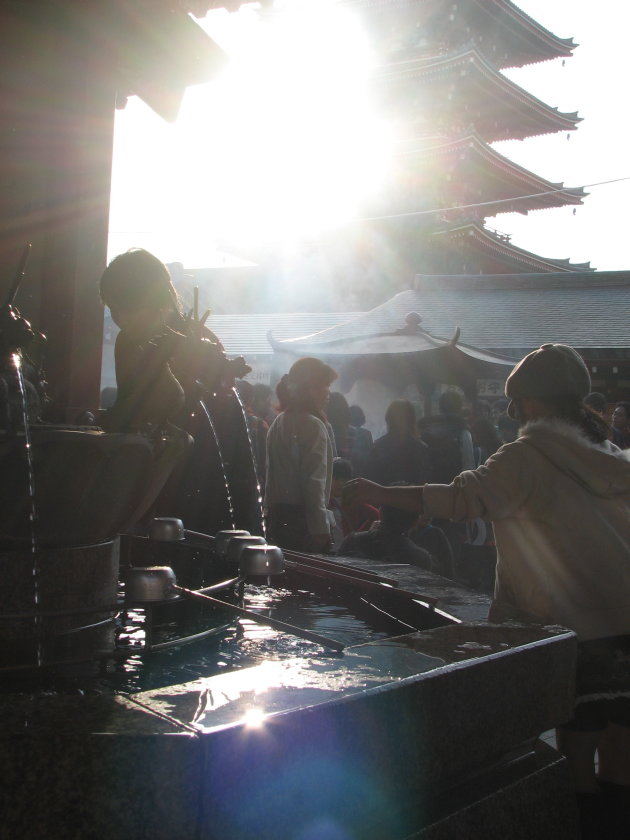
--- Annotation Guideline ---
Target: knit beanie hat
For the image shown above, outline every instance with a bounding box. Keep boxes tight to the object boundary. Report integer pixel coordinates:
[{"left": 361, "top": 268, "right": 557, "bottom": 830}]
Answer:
[{"left": 505, "top": 343, "right": 590, "bottom": 418}]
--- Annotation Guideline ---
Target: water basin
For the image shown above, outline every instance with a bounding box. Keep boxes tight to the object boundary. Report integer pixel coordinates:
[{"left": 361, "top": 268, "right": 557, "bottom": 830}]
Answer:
[{"left": 107, "top": 577, "right": 449, "bottom": 694}]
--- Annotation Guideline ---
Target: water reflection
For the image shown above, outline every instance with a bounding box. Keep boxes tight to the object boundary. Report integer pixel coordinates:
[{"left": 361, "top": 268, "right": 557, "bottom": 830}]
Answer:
[
  {"left": 2, "top": 575, "right": 449, "bottom": 716},
  {"left": 138, "top": 640, "right": 446, "bottom": 733},
  {"left": 112, "top": 581, "right": 393, "bottom": 694},
  {"left": 113, "top": 581, "right": 447, "bottom": 733},
  {"left": 241, "top": 707, "right": 267, "bottom": 728}
]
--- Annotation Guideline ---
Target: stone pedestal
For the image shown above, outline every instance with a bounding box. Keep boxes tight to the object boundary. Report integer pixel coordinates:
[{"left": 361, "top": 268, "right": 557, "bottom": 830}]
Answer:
[{"left": 0, "top": 539, "right": 118, "bottom": 668}]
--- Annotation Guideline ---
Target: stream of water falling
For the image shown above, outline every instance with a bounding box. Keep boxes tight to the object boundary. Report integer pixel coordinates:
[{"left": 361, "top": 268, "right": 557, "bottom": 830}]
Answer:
[
  {"left": 199, "top": 397, "right": 236, "bottom": 529},
  {"left": 232, "top": 386, "right": 266, "bottom": 536},
  {"left": 12, "top": 352, "right": 43, "bottom": 665}
]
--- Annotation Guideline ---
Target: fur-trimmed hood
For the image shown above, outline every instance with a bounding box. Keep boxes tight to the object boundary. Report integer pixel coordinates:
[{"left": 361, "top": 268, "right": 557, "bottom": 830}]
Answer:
[{"left": 517, "top": 418, "right": 630, "bottom": 499}]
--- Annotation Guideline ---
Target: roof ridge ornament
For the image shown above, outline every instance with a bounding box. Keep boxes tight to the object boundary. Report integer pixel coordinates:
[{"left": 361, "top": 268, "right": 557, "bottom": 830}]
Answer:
[{"left": 394, "top": 312, "right": 423, "bottom": 335}]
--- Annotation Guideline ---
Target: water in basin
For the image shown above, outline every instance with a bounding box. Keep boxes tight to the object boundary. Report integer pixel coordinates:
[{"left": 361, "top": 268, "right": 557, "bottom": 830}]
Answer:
[{"left": 109, "top": 575, "right": 436, "bottom": 694}]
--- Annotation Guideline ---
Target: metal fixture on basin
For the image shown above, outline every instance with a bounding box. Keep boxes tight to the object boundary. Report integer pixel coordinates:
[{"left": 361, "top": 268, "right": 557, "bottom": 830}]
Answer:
[
  {"left": 148, "top": 517, "right": 186, "bottom": 542},
  {"left": 124, "top": 566, "right": 179, "bottom": 603},
  {"left": 226, "top": 534, "right": 267, "bottom": 565},
  {"left": 239, "top": 544, "right": 286, "bottom": 577},
  {"left": 214, "top": 529, "right": 251, "bottom": 557}
]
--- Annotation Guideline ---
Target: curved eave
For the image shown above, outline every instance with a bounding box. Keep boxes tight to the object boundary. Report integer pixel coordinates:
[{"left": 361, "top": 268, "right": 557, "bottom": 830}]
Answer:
[
  {"left": 451, "top": 0, "right": 576, "bottom": 69},
  {"left": 269, "top": 326, "right": 514, "bottom": 367},
  {"left": 405, "top": 134, "right": 585, "bottom": 213},
  {"left": 269, "top": 327, "right": 448, "bottom": 356},
  {"left": 493, "top": 0, "right": 577, "bottom": 68},
  {"left": 432, "top": 223, "right": 594, "bottom": 273},
  {"left": 351, "top": 0, "right": 576, "bottom": 69},
  {"left": 376, "top": 48, "right": 580, "bottom": 141}
]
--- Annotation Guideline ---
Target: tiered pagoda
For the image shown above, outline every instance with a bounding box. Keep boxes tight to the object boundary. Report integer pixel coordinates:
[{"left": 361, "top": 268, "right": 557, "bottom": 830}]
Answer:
[{"left": 355, "top": 0, "right": 592, "bottom": 276}]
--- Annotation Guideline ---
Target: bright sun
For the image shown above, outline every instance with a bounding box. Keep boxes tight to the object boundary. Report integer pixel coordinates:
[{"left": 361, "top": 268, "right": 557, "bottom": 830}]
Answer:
[{"left": 108, "top": 0, "right": 394, "bottom": 264}]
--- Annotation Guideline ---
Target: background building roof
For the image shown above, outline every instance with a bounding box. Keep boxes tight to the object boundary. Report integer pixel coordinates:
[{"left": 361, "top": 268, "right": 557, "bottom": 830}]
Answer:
[
  {"left": 269, "top": 272, "right": 630, "bottom": 355},
  {"left": 207, "top": 312, "right": 362, "bottom": 357}
]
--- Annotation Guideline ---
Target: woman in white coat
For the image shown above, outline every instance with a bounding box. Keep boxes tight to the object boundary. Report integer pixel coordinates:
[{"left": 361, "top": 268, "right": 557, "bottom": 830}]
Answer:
[{"left": 265, "top": 357, "right": 337, "bottom": 553}]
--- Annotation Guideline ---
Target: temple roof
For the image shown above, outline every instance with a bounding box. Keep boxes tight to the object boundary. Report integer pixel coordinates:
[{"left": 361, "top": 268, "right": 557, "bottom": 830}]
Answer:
[
  {"left": 268, "top": 272, "right": 630, "bottom": 353},
  {"left": 396, "top": 133, "right": 585, "bottom": 216},
  {"left": 269, "top": 316, "right": 515, "bottom": 371},
  {"left": 207, "top": 312, "right": 361, "bottom": 357},
  {"left": 375, "top": 48, "right": 580, "bottom": 143},
  {"left": 429, "top": 222, "right": 594, "bottom": 274},
  {"left": 351, "top": 0, "right": 576, "bottom": 70}
]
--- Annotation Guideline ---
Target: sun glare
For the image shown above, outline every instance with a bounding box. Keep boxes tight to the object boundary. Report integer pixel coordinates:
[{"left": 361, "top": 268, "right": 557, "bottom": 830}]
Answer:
[
  {"left": 109, "top": 0, "right": 394, "bottom": 261},
  {"left": 242, "top": 707, "right": 267, "bottom": 728}
]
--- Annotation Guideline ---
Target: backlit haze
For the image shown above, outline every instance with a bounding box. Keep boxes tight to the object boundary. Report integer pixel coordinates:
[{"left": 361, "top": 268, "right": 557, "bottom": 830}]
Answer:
[
  {"left": 108, "top": 0, "right": 630, "bottom": 279},
  {"left": 108, "top": 0, "right": 395, "bottom": 267}
]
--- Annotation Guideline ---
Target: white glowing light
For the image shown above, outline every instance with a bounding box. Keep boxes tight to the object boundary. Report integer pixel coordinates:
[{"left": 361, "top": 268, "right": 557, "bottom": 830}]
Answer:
[
  {"left": 242, "top": 707, "right": 267, "bottom": 728},
  {"left": 190, "top": 0, "right": 394, "bottom": 245},
  {"left": 109, "top": 0, "right": 395, "bottom": 261}
]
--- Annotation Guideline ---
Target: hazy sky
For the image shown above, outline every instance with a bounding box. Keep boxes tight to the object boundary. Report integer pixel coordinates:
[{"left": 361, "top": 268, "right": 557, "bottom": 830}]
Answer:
[{"left": 108, "top": 0, "right": 629, "bottom": 273}]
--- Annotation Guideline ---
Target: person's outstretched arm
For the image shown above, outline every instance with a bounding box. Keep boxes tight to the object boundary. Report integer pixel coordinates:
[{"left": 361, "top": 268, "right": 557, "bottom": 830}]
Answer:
[
  {"left": 345, "top": 443, "right": 534, "bottom": 524},
  {"left": 343, "top": 479, "right": 425, "bottom": 514}
]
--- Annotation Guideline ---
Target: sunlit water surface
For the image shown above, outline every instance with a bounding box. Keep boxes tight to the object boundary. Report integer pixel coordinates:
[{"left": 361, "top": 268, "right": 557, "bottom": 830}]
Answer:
[
  {"left": 2, "top": 579, "right": 418, "bottom": 697},
  {"left": 110, "top": 581, "right": 398, "bottom": 694}
]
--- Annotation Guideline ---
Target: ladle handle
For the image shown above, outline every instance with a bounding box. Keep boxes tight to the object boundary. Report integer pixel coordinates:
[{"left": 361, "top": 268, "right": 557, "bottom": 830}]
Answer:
[{"left": 172, "top": 584, "right": 344, "bottom": 653}]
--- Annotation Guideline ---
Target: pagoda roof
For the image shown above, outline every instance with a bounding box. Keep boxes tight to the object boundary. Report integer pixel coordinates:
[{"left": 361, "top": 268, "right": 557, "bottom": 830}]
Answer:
[
  {"left": 271, "top": 272, "right": 630, "bottom": 354},
  {"left": 375, "top": 48, "right": 580, "bottom": 142},
  {"left": 430, "top": 222, "right": 594, "bottom": 274},
  {"left": 400, "top": 133, "right": 586, "bottom": 216},
  {"left": 449, "top": 0, "right": 577, "bottom": 69},
  {"left": 350, "top": 0, "right": 576, "bottom": 70}
]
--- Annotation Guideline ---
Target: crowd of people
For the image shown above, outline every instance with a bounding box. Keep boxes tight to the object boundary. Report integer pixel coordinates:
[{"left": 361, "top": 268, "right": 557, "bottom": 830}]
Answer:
[
  {"left": 98, "top": 249, "right": 630, "bottom": 839},
  {"left": 244, "top": 360, "right": 529, "bottom": 589},
  {"left": 246, "top": 351, "right": 630, "bottom": 839},
  {"left": 239, "top": 360, "right": 630, "bottom": 609},
  {"left": 343, "top": 346, "right": 630, "bottom": 840}
]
